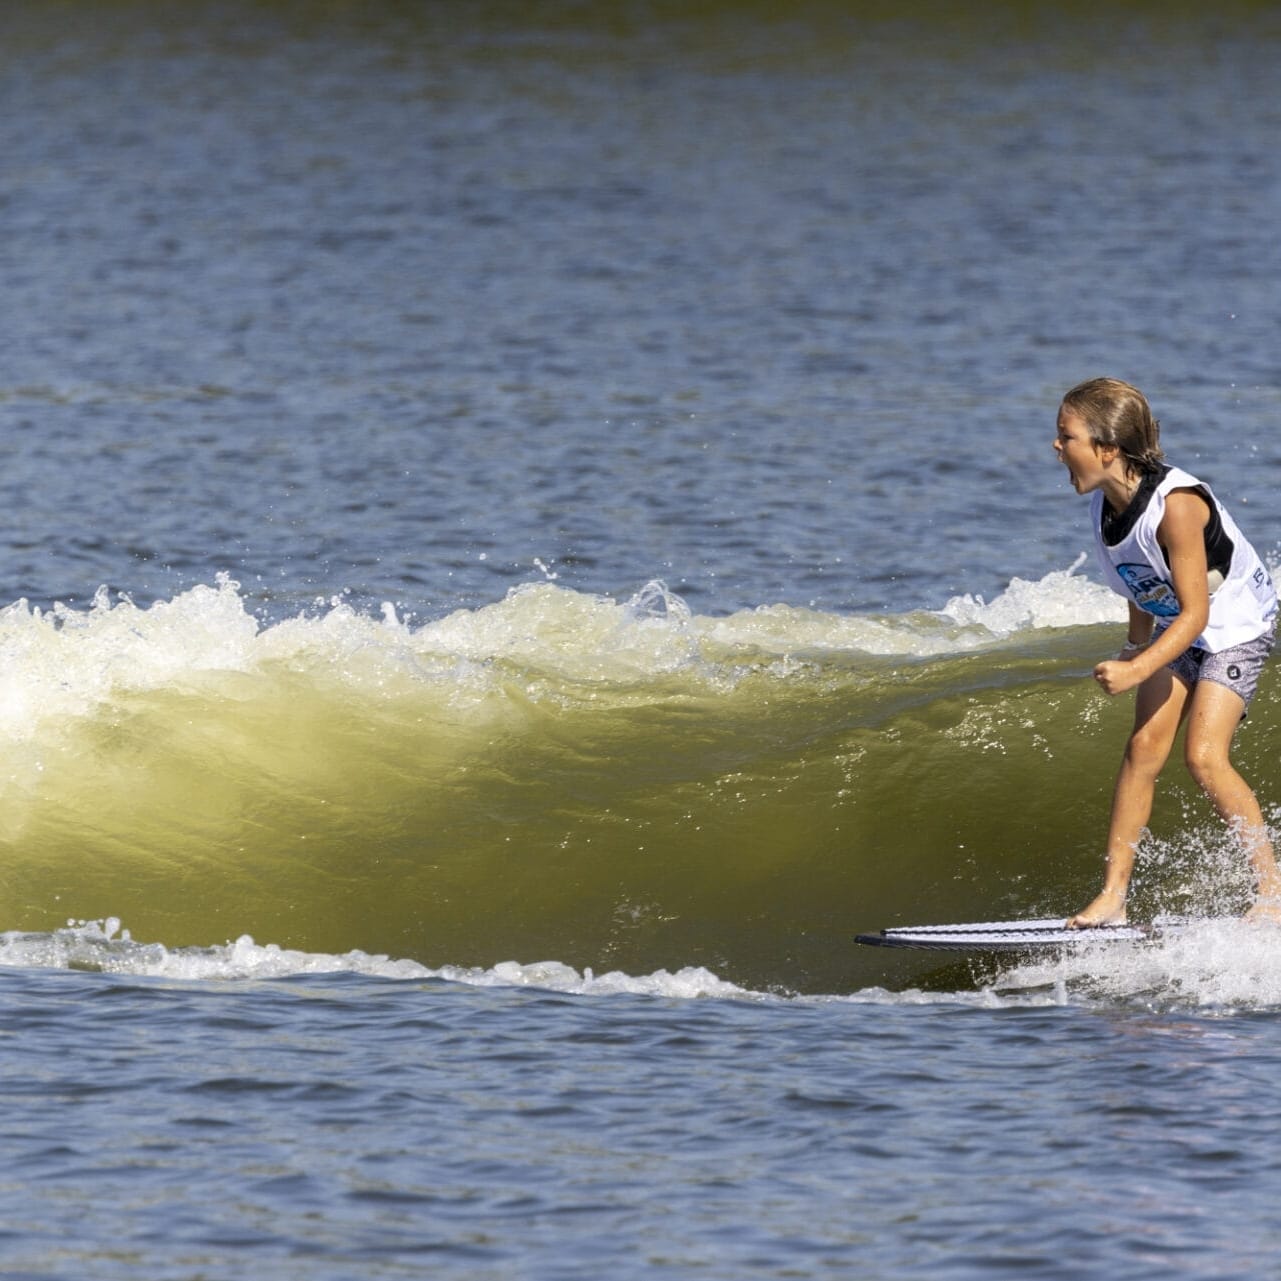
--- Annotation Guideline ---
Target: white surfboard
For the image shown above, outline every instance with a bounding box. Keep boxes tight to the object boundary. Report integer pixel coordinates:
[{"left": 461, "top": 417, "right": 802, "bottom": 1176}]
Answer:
[{"left": 855, "top": 917, "right": 1165, "bottom": 953}]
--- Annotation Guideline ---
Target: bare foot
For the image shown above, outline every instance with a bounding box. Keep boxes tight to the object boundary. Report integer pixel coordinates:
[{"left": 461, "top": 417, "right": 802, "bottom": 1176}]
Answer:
[{"left": 1067, "top": 889, "right": 1127, "bottom": 929}]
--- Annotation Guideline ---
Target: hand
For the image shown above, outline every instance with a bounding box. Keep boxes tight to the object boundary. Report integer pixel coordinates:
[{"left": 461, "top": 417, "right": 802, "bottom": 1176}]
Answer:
[{"left": 1093, "top": 659, "right": 1143, "bottom": 696}]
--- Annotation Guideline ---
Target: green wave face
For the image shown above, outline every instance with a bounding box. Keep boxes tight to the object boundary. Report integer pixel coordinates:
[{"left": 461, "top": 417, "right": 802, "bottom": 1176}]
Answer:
[{"left": 1, "top": 577, "right": 1272, "bottom": 993}]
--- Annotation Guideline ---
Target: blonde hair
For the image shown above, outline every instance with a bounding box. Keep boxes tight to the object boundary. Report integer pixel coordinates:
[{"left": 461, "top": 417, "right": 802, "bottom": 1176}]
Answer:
[{"left": 1061, "top": 377, "right": 1164, "bottom": 476}]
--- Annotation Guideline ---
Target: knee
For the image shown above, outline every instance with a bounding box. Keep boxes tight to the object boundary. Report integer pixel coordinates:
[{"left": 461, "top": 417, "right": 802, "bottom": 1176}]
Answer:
[
  {"left": 1184, "top": 737, "right": 1230, "bottom": 789},
  {"left": 1124, "top": 725, "right": 1173, "bottom": 778}
]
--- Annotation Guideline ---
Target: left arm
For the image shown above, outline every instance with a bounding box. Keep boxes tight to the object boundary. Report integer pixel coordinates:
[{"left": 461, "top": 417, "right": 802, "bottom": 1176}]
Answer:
[{"left": 1094, "top": 490, "right": 1211, "bottom": 696}]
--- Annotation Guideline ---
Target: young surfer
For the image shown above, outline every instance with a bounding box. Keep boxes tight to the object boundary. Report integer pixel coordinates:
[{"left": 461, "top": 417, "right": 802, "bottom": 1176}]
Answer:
[{"left": 1054, "top": 377, "right": 1281, "bottom": 926}]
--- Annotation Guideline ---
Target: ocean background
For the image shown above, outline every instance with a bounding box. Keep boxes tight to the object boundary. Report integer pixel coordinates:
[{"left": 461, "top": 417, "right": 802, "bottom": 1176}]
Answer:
[{"left": 4, "top": 2, "right": 1281, "bottom": 1276}]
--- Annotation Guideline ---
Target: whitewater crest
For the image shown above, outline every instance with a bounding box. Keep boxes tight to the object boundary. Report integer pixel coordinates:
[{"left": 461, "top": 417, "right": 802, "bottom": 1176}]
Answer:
[
  {"left": 0, "top": 561, "right": 1125, "bottom": 742},
  {"left": 938, "top": 553, "right": 1124, "bottom": 636}
]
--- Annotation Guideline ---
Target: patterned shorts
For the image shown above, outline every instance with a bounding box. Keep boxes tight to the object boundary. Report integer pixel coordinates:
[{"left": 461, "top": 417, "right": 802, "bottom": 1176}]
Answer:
[{"left": 1166, "top": 622, "right": 1276, "bottom": 714}]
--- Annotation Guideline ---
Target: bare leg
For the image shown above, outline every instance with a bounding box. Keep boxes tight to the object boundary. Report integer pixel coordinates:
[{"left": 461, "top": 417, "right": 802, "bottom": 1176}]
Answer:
[
  {"left": 1182, "top": 680, "right": 1281, "bottom": 921},
  {"left": 1068, "top": 668, "right": 1189, "bottom": 927}
]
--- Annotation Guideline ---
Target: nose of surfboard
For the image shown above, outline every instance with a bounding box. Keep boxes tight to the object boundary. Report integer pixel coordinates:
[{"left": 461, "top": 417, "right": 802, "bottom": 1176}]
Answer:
[{"left": 855, "top": 918, "right": 1156, "bottom": 952}]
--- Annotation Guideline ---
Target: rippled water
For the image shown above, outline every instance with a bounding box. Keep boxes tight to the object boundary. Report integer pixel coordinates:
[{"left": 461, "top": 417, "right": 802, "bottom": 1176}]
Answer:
[
  {"left": 5, "top": 1, "right": 1280, "bottom": 619},
  {"left": 5, "top": 2, "right": 1281, "bottom": 1277},
  {"left": 7, "top": 960, "right": 1281, "bottom": 1280},
  {"left": 9, "top": 914, "right": 1281, "bottom": 1278}
]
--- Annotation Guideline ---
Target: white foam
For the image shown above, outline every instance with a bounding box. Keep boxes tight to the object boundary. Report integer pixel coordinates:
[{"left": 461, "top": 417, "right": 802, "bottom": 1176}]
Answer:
[
  {"left": 938, "top": 553, "right": 1125, "bottom": 637},
  {"left": 993, "top": 916, "right": 1281, "bottom": 1011},
  {"left": 0, "top": 919, "right": 756, "bottom": 999},
  {"left": 415, "top": 579, "right": 704, "bottom": 683},
  {"left": 0, "top": 575, "right": 261, "bottom": 743},
  {"left": 7, "top": 916, "right": 1281, "bottom": 1011},
  {"left": 434, "top": 959, "right": 753, "bottom": 1000},
  {"left": 0, "top": 561, "right": 1125, "bottom": 746}
]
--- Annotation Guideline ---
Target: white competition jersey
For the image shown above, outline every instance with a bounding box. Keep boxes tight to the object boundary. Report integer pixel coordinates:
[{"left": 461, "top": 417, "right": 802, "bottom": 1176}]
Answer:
[{"left": 1091, "top": 465, "right": 1277, "bottom": 653}]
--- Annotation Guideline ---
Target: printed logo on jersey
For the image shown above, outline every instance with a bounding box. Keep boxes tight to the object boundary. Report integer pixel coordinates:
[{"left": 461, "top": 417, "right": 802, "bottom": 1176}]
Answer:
[{"left": 1116, "top": 562, "right": 1181, "bottom": 618}]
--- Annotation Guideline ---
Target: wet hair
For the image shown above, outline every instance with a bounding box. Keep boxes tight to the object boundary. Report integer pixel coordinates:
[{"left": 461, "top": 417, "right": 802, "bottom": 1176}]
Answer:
[{"left": 1061, "top": 377, "right": 1165, "bottom": 476}]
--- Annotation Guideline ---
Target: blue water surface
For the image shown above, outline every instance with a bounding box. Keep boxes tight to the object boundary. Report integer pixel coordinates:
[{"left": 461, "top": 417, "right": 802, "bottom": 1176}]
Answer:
[
  {"left": 3, "top": 2, "right": 1279, "bottom": 620},
  {"left": 4, "top": 966, "right": 1281, "bottom": 1280},
  {"left": 5, "top": 4, "right": 1281, "bottom": 1278}
]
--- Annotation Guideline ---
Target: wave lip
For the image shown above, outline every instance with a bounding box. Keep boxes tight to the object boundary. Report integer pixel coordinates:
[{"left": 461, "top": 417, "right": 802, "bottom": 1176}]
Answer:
[
  {"left": 937, "top": 553, "right": 1124, "bottom": 638},
  {"left": 0, "top": 559, "right": 1124, "bottom": 743}
]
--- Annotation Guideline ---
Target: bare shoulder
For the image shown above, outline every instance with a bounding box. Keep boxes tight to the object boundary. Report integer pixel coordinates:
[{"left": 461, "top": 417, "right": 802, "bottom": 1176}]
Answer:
[{"left": 1159, "top": 487, "right": 1211, "bottom": 541}]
